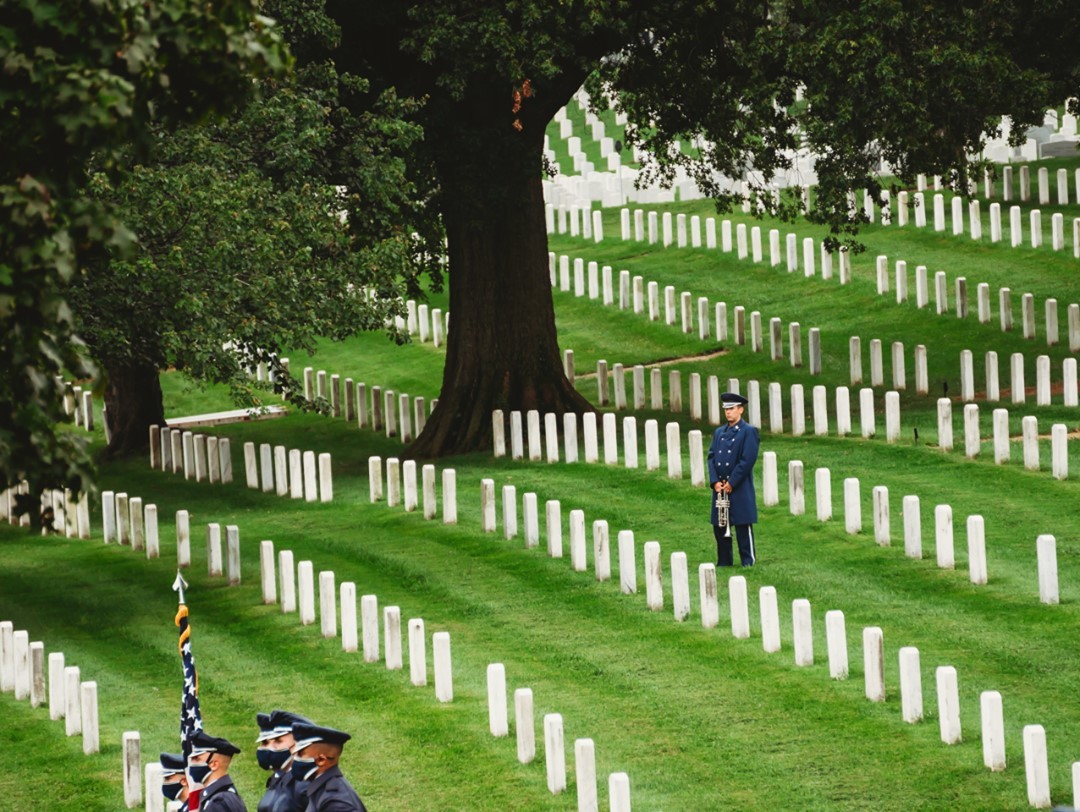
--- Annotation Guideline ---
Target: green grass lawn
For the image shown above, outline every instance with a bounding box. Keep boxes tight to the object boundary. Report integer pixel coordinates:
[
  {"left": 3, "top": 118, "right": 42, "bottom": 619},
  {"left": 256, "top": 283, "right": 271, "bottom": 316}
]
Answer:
[{"left": 3, "top": 154, "right": 1080, "bottom": 811}]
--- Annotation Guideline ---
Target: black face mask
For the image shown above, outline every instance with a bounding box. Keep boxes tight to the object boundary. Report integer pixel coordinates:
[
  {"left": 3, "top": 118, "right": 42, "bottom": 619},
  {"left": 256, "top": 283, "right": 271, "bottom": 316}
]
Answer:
[
  {"left": 257, "top": 747, "right": 291, "bottom": 772},
  {"left": 162, "top": 780, "right": 185, "bottom": 801},
  {"left": 290, "top": 756, "right": 317, "bottom": 782}
]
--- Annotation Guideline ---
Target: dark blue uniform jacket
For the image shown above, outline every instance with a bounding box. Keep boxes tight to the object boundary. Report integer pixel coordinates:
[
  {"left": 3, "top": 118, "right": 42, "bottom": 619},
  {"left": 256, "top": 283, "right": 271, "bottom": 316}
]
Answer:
[
  {"left": 303, "top": 766, "right": 367, "bottom": 812},
  {"left": 200, "top": 776, "right": 248, "bottom": 812},
  {"left": 707, "top": 418, "right": 759, "bottom": 526}
]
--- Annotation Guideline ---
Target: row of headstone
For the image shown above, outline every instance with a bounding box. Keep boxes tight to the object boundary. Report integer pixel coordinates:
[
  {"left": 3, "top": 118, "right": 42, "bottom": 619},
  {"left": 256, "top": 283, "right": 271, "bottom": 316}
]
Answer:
[
  {"left": 366, "top": 432, "right": 1070, "bottom": 807},
  {"left": 491, "top": 409, "right": 709, "bottom": 483},
  {"left": 299, "top": 365, "right": 437, "bottom": 442},
  {"left": 150, "top": 427, "right": 234, "bottom": 484},
  {"left": 546, "top": 202, "right": 607, "bottom": 243},
  {"left": 603, "top": 210, "right": 855, "bottom": 284},
  {"left": 956, "top": 350, "right": 1079, "bottom": 407},
  {"left": 0, "top": 621, "right": 100, "bottom": 755},
  {"left": 784, "top": 466, "right": 991, "bottom": 583},
  {"left": 367, "top": 456, "right": 458, "bottom": 523},
  {"left": 550, "top": 253, "right": 712, "bottom": 340},
  {"left": 466, "top": 460, "right": 1042, "bottom": 804},
  {"left": 848, "top": 336, "right": 930, "bottom": 393},
  {"left": 259, "top": 522, "right": 638, "bottom": 809},
  {"left": 493, "top": 383, "right": 902, "bottom": 468},
  {"left": 241, "top": 442, "right": 333, "bottom": 503},
  {"left": 872, "top": 254, "right": 1080, "bottom": 351},
  {"left": 486, "top": 664, "right": 631, "bottom": 808},
  {"left": 955, "top": 405, "right": 1072, "bottom": 480},
  {"left": 863, "top": 184, "right": 1080, "bottom": 257},
  {"left": 980, "top": 164, "right": 1080, "bottom": 209},
  {"left": 100, "top": 491, "right": 162, "bottom": 557},
  {"left": 404, "top": 300, "right": 450, "bottom": 348},
  {"left": 1, "top": 483, "right": 91, "bottom": 537}
]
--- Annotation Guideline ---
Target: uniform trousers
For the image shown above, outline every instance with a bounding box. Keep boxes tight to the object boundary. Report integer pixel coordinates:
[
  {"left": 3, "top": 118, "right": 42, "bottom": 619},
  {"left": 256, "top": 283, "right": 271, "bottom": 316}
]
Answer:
[{"left": 714, "top": 523, "right": 755, "bottom": 567}]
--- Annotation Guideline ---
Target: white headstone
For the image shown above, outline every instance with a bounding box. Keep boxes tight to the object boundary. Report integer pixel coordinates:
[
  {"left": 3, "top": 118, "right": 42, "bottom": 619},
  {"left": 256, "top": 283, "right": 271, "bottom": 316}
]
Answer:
[
  {"left": 383, "top": 606, "right": 402, "bottom": 670},
  {"left": 297, "top": 560, "right": 315, "bottom": 625},
  {"left": 279, "top": 549, "right": 296, "bottom": 613},
  {"left": 643, "top": 541, "right": 663, "bottom": 611},
  {"left": 864, "top": 627, "right": 885, "bottom": 702},
  {"left": 361, "top": 594, "right": 379, "bottom": 662},
  {"left": 319, "top": 571, "right": 336, "bottom": 638},
  {"left": 1037, "top": 534, "right": 1058, "bottom": 604},
  {"left": 936, "top": 666, "right": 962, "bottom": 745},
  {"left": 815, "top": 468, "right": 832, "bottom": 522},
  {"left": 618, "top": 530, "right": 636, "bottom": 594},
  {"left": 825, "top": 609, "right": 848, "bottom": 679},
  {"left": 123, "top": 730, "right": 142, "bottom": 807},
  {"left": 569, "top": 509, "right": 587, "bottom": 572},
  {"left": 792, "top": 599, "right": 813, "bottom": 666},
  {"left": 981, "top": 690, "right": 1006, "bottom": 771},
  {"left": 546, "top": 500, "right": 563, "bottom": 558},
  {"left": 340, "top": 582, "right": 357, "bottom": 653},
  {"left": 899, "top": 646, "right": 923, "bottom": 723},
  {"left": 487, "top": 663, "right": 508, "bottom": 737},
  {"left": 1023, "top": 724, "right": 1051, "bottom": 808},
  {"left": 729, "top": 575, "right": 750, "bottom": 639},
  {"left": 408, "top": 618, "right": 426, "bottom": 685},
  {"left": 515, "top": 688, "right": 535, "bottom": 764},
  {"left": 433, "top": 631, "right": 453, "bottom": 702}
]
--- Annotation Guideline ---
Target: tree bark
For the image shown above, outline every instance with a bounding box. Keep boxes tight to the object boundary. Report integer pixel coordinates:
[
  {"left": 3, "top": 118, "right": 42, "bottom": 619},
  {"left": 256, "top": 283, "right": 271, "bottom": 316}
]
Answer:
[
  {"left": 103, "top": 364, "right": 166, "bottom": 458},
  {"left": 407, "top": 81, "right": 593, "bottom": 458}
]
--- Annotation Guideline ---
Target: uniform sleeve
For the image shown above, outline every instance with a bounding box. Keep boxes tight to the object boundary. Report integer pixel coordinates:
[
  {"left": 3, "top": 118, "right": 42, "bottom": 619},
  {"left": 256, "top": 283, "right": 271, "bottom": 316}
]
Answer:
[
  {"left": 726, "top": 426, "right": 759, "bottom": 491},
  {"left": 706, "top": 428, "right": 721, "bottom": 485}
]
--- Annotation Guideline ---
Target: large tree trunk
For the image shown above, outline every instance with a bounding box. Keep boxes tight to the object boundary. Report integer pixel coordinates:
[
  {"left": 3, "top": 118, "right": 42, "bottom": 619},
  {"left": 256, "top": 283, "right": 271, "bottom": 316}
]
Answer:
[
  {"left": 103, "top": 364, "right": 165, "bottom": 458},
  {"left": 407, "top": 78, "right": 592, "bottom": 458}
]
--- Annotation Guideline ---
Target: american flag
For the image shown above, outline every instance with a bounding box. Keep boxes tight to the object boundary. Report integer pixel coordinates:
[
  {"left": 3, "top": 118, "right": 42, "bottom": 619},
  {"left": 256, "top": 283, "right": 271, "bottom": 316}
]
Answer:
[{"left": 175, "top": 599, "right": 204, "bottom": 807}]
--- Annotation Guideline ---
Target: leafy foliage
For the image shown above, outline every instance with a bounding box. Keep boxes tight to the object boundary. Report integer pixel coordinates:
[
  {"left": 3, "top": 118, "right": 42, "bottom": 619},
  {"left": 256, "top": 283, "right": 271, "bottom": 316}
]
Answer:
[
  {"left": 0, "top": 0, "right": 288, "bottom": 511},
  {"left": 71, "top": 74, "right": 428, "bottom": 439}
]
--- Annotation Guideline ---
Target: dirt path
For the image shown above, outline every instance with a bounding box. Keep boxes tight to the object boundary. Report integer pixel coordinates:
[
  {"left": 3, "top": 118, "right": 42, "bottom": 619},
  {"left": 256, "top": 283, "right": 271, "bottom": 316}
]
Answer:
[{"left": 576, "top": 348, "right": 729, "bottom": 379}]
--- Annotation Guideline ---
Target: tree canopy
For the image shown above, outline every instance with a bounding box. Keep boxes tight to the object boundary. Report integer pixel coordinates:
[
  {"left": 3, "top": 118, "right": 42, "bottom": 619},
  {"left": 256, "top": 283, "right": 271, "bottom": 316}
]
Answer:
[
  {"left": 70, "top": 61, "right": 430, "bottom": 456},
  {"left": 318, "top": 0, "right": 1078, "bottom": 457},
  {"left": 0, "top": 0, "right": 288, "bottom": 509}
]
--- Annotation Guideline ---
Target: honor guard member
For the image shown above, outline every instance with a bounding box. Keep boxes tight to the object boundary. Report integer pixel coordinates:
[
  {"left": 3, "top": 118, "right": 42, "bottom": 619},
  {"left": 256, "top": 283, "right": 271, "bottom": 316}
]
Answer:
[
  {"left": 160, "top": 752, "right": 191, "bottom": 811},
  {"left": 256, "top": 709, "right": 314, "bottom": 812},
  {"left": 707, "top": 392, "right": 760, "bottom": 566},
  {"left": 290, "top": 722, "right": 368, "bottom": 812},
  {"left": 188, "top": 729, "right": 248, "bottom": 811}
]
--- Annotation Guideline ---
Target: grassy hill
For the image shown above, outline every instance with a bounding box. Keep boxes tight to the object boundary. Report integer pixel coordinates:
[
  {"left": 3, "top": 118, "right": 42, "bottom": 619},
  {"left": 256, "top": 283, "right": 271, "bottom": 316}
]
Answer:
[{"left": 2, "top": 155, "right": 1080, "bottom": 811}]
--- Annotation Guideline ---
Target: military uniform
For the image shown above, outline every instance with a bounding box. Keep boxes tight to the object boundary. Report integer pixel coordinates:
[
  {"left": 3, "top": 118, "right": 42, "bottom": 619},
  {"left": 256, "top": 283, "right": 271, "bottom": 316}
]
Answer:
[
  {"left": 188, "top": 730, "right": 247, "bottom": 812},
  {"left": 201, "top": 775, "right": 248, "bottom": 812},
  {"left": 159, "top": 752, "right": 190, "bottom": 811},
  {"left": 260, "top": 770, "right": 309, "bottom": 812},
  {"left": 291, "top": 722, "right": 368, "bottom": 812},
  {"left": 256, "top": 710, "right": 312, "bottom": 812},
  {"left": 303, "top": 765, "right": 367, "bottom": 812},
  {"left": 708, "top": 394, "right": 760, "bottom": 566}
]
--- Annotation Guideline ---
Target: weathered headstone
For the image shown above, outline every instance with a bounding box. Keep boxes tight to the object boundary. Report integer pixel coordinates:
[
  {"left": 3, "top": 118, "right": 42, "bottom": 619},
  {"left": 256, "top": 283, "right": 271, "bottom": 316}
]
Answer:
[
  {"left": 825, "top": 610, "right": 848, "bottom": 679},
  {"left": 729, "top": 575, "right": 750, "bottom": 639},
  {"left": 903, "top": 495, "right": 922, "bottom": 559},
  {"left": 843, "top": 477, "right": 861, "bottom": 533},
  {"left": 443, "top": 469, "right": 457, "bottom": 524},
  {"left": 792, "top": 599, "right": 813, "bottom": 666},
  {"left": 1037, "top": 534, "right": 1058, "bottom": 604},
  {"left": 884, "top": 391, "right": 900, "bottom": 443},
  {"left": 861, "top": 627, "right": 886, "bottom": 703},
  {"left": 981, "top": 690, "right": 1006, "bottom": 771},
  {"left": 433, "top": 631, "right": 453, "bottom": 703},
  {"left": 899, "top": 647, "right": 923, "bottom": 723},
  {"left": 1023, "top": 725, "right": 1051, "bottom": 808},
  {"left": 515, "top": 688, "right": 535, "bottom": 764},
  {"left": 936, "top": 666, "right": 962, "bottom": 745}
]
